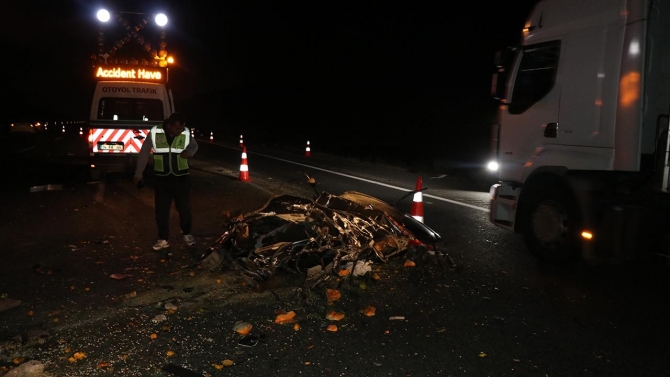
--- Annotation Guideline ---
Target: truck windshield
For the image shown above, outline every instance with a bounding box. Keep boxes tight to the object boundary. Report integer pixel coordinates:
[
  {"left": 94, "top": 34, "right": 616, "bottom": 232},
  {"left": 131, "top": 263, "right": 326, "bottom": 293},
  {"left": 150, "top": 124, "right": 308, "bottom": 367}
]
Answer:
[{"left": 96, "top": 98, "right": 164, "bottom": 121}]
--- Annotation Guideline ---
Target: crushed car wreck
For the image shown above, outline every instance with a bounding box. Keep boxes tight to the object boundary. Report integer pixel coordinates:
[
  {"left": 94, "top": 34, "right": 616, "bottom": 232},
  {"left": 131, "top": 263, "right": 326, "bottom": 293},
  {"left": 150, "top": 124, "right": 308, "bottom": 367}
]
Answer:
[{"left": 199, "top": 180, "right": 443, "bottom": 291}]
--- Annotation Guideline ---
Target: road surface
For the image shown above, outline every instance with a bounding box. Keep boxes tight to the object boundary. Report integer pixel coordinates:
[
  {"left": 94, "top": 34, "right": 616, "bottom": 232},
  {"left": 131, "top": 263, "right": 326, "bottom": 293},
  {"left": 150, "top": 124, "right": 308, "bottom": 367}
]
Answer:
[{"left": 0, "top": 131, "right": 668, "bottom": 377}]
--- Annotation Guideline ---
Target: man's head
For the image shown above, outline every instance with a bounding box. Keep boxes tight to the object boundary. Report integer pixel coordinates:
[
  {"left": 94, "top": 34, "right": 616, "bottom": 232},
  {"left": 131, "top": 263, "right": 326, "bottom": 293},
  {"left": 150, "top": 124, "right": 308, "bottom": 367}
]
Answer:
[{"left": 163, "top": 112, "right": 186, "bottom": 137}]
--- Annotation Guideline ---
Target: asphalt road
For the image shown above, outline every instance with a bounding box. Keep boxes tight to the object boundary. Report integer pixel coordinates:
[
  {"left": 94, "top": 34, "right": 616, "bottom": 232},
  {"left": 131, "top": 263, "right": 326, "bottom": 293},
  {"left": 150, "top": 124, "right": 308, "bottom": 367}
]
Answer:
[{"left": 1, "top": 132, "right": 669, "bottom": 377}]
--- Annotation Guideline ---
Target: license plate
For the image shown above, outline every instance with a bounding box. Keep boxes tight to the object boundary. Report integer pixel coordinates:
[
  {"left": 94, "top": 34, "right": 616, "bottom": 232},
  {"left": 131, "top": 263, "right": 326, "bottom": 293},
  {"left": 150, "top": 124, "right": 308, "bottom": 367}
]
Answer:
[{"left": 98, "top": 142, "right": 124, "bottom": 151}]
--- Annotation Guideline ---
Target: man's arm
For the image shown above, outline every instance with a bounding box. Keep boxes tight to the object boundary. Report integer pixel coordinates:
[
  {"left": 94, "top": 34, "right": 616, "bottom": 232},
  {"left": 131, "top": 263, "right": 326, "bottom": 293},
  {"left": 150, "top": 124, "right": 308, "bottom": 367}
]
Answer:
[
  {"left": 134, "top": 135, "right": 153, "bottom": 181},
  {"left": 182, "top": 130, "right": 199, "bottom": 158}
]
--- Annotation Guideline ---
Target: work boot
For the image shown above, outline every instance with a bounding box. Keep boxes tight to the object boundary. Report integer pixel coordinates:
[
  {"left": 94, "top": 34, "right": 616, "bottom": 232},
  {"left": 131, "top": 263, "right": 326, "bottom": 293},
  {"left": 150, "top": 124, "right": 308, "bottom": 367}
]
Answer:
[{"left": 153, "top": 239, "right": 170, "bottom": 250}]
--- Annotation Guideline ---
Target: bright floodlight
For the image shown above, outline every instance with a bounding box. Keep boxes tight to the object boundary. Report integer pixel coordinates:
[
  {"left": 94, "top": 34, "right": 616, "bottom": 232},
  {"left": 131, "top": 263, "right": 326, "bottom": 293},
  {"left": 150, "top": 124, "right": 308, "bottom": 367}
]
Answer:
[
  {"left": 487, "top": 160, "right": 499, "bottom": 171},
  {"left": 155, "top": 13, "right": 168, "bottom": 26},
  {"left": 97, "top": 9, "right": 111, "bottom": 22}
]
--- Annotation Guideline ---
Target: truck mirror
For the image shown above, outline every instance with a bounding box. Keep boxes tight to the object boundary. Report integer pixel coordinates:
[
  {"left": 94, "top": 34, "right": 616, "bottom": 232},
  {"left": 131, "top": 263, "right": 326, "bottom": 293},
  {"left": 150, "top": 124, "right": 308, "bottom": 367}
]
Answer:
[
  {"left": 491, "top": 46, "right": 517, "bottom": 102},
  {"left": 491, "top": 67, "right": 508, "bottom": 101}
]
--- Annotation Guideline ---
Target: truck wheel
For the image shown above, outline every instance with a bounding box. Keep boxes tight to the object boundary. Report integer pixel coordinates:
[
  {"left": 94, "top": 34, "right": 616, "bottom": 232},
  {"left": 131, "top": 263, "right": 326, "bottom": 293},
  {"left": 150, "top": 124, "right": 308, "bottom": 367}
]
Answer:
[{"left": 521, "top": 186, "right": 581, "bottom": 264}]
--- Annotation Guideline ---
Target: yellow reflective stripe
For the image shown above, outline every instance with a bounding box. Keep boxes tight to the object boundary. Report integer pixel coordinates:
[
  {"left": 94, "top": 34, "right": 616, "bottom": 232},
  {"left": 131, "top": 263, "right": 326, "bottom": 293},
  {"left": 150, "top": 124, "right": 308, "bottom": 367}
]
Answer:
[
  {"left": 151, "top": 126, "right": 189, "bottom": 153},
  {"left": 152, "top": 127, "right": 189, "bottom": 153},
  {"left": 154, "top": 147, "right": 184, "bottom": 153},
  {"left": 183, "top": 129, "right": 190, "bottom": 145}
]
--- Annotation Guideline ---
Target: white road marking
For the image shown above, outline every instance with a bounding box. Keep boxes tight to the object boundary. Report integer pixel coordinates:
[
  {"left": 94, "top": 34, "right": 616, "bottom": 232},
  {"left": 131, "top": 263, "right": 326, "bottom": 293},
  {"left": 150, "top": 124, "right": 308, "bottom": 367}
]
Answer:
[
  {"left": 17, "top": 146, "right": 37, "bottom": 153},
  {"left": 206, "top": 142, "right": 490, "bottom": 213}
]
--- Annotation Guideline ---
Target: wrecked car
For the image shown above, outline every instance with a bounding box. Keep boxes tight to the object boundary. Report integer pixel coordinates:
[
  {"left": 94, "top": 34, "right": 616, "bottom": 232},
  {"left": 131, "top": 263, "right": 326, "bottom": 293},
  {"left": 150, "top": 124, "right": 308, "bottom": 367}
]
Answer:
[{"left": 199, "top": 180, "right": 442, "bottom": 290}]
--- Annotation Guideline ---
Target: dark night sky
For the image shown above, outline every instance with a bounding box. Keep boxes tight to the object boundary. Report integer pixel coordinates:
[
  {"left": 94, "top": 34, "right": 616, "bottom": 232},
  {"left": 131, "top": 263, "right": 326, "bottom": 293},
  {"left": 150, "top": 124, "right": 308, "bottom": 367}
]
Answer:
[{"left": 2, "top": 0, "right": 538, "bottom": 164}]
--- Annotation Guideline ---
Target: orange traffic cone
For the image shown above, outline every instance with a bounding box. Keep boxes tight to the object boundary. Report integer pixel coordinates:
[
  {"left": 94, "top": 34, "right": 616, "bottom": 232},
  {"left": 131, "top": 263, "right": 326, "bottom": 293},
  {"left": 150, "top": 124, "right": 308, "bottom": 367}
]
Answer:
[
  {"left": 239, "top": 146, "right": 252, "bottom": 182},
  {"left": 239, "top": 134, "right": 244, "bottom": 147},
  {"left": 305, "top": 140, "right": 311, "bottom": 157},
  {"left": 410, "top": 176, "right": 424, "bottom": 223},
  {"left": 209, "top": 131, "right": 214, "bottom": 143},
  {"left": 79, "top": 127, "right": 83, "bottom": 135}
]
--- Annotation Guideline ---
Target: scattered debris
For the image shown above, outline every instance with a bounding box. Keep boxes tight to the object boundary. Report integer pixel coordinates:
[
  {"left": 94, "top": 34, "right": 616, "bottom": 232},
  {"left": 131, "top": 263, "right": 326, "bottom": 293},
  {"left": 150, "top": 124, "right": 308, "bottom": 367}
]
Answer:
[
  {"left": 363, "top": 305, "right": 376, "bottom": 316},
  {"left": 233, "top": 321, "right": 253, "bottom": 335},
  {"left": 212, "top": 359, "right": 235, "bottom": 370},
  {"left": 326, "top": 289, "right": 341, "bottom": 303},
  {"left": 275, "top": 311, "right": 296, "bottom": 324},
  {"left": 326, "top": 311, "right": 345, "bottom": 321},
  {"left": 152, "top": 314, "right": 168, "bottom": 323},
  {"left": 306, "top": 265, "right": 324, "bottom": 281},
  {"left": 109, "top": 273, "right": 129, "bottom": 280},
  {"left": 351, "top": 260, "right": 373, "bottom": 276},
  {"left": 4, "top": 360, "right": 44, "bottom": 377}
]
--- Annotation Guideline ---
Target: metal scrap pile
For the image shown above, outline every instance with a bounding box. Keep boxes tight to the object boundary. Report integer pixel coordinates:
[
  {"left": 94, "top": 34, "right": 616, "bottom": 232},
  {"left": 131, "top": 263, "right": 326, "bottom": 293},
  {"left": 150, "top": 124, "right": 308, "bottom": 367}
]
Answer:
[{"left": 201, "top": 191, "right": 440, "bottom": 289}]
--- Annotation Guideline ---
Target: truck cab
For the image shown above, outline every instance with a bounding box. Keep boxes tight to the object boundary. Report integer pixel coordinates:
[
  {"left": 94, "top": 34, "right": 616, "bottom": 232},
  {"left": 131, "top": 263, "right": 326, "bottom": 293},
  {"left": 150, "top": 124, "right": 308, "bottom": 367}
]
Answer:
[{"left": 488, "top": 0, "right": 670, "bottom": 264}]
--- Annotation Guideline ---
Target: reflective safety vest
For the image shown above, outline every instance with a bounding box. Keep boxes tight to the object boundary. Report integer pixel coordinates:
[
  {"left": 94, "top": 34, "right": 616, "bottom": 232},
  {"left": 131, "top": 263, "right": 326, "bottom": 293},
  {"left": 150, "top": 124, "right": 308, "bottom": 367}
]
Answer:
[{"left": 150, "top": 125, "right": 191, "bottom": 176}]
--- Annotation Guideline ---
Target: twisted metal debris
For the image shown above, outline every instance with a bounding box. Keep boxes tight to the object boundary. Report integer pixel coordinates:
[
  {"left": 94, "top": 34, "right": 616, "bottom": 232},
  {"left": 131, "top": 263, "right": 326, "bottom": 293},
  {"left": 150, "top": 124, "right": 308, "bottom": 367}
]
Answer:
[{"left": 200, "top": 189, "right": 441, "bottom": 289}]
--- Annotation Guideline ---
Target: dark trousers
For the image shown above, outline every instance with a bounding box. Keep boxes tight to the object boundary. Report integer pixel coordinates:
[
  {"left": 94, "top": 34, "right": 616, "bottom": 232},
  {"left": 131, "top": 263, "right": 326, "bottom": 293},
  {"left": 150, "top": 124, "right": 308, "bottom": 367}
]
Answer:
[{"left": 154, "top": 175, "right": 192, "bottom": 241}]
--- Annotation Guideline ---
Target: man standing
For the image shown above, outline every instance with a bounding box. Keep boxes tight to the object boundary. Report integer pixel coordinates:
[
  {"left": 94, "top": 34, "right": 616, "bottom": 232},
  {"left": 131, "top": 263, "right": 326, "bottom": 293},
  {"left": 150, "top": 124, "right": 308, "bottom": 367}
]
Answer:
[{"left": 134, "top": 112, "right": 199, "bottom": 250}]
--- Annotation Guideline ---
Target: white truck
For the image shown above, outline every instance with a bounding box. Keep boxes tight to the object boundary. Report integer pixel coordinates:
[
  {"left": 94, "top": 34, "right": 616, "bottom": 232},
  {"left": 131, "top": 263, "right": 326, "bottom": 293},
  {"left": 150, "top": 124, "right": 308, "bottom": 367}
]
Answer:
[
  {"left": 88, "top": 9, "right": 175, "bottom": 179},
  {"left": 488, "top": 0, "right": 670, "bottom": 264}
]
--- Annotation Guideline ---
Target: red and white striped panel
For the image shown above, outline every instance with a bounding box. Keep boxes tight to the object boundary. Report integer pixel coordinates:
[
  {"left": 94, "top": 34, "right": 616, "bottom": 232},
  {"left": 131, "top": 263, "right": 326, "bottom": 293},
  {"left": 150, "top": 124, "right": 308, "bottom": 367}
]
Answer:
[{"left": 90, "top": 128, "right": 150, "bottom": 154}]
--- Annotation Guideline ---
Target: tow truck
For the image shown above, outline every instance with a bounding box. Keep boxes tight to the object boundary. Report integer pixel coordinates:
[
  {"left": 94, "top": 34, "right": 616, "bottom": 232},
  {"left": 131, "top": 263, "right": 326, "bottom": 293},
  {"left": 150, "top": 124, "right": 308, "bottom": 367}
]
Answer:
[{"left": 88, "top": 8, "right": 176, "bottom": 179}]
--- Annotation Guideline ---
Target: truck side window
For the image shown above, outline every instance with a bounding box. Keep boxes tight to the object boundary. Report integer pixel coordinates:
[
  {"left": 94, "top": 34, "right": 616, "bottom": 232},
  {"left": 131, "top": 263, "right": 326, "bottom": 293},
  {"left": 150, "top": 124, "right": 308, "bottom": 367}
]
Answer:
[{"left": 509, "top": 40, "right": 561, "bottom": 114}]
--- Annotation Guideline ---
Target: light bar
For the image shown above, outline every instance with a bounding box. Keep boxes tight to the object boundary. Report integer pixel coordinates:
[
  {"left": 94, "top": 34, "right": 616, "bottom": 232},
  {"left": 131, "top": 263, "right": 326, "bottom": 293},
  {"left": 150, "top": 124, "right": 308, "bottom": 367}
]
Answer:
[
  {"left": 97, "top": 9, "right": 111, "bottom": 22},
  {"left": 155, "top": 13, "right": 168, "bottom": 26}
]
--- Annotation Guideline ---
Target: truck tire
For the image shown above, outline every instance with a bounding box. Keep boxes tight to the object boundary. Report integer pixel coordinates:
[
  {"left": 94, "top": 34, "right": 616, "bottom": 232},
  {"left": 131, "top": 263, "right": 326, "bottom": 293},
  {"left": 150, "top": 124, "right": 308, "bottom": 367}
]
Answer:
[{"left": 521, "top": 185, "right": 581, "bottom": 265}]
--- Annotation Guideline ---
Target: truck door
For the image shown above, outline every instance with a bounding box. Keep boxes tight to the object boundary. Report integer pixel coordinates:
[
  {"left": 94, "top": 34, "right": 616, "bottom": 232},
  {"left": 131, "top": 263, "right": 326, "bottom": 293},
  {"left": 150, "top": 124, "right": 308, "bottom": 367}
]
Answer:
[{"left": 499, "top": 40, "right": 562, "bottom": 182}]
